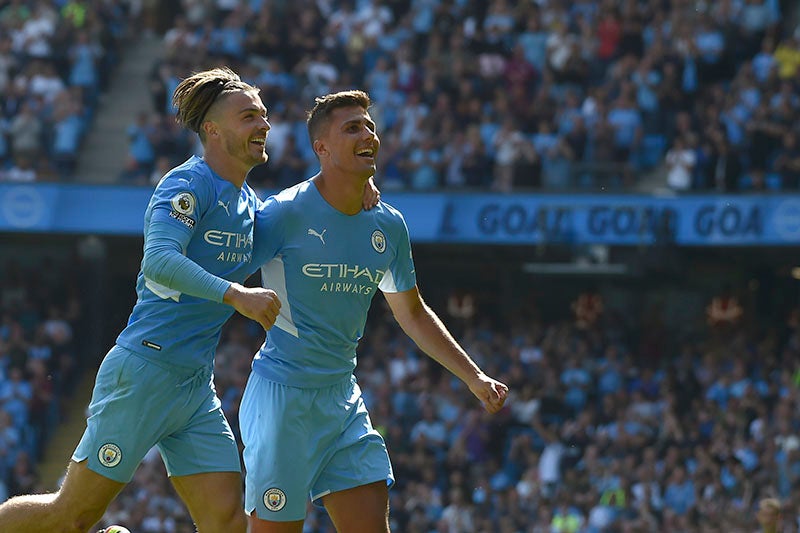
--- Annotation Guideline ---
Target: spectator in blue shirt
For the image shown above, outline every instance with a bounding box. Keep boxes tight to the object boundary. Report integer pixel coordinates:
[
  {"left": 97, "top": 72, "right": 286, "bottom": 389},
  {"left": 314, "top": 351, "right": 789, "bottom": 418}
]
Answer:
[{"left": 663, "top": 466, "right": 696, "bottom": 515}]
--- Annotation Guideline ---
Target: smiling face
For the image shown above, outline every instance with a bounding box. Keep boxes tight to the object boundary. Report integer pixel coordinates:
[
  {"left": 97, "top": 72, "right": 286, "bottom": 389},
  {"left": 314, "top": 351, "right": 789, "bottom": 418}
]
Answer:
[
  {"left": 314, "top": 105, "right": 380, "bottom": 181},
  {"left": 205, "top": 89, "right": 270, "bottom": 173}
]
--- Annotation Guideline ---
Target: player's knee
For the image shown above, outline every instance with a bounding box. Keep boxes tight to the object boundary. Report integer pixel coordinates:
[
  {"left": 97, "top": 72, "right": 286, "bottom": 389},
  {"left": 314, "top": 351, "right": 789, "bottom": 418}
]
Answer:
[
  {"left": 67, "top": 507, "right": 108, "bottom": 532},
  {"left": 50, "top": 495, "right": 108, "bottom": 532},
  {"left": 196, "top": 501, "right": 246, "bottom": 533},
  {"left": 198, "top": 515, "right": 246, "bottom": 533},
  {"left": 227, "top": 511, "right": 248, "bottom": 533}
]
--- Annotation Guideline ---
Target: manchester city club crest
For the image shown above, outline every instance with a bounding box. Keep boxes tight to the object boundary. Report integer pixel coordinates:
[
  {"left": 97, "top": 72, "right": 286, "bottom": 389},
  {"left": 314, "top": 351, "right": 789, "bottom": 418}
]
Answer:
[
  {"left": 263, "top": 487, "right": 287, "bottom": 511},
  {"left": 371, "top": 229, "right": 386, "bottom": 253},
  {"left": 98, "top": 443, "right": 122, "bottom": 467}
]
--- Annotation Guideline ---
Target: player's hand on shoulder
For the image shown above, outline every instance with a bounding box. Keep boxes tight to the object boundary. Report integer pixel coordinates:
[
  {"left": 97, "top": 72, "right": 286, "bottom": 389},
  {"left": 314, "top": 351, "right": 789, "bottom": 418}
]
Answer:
[
  {"left": 224, "top": 283, "right": 282, "bottom": 330},
  {"left": 362, "top": 177, "right": 381, "bottom": 210},
  {"left": 468, "top": 373, "right": 509, "bottom": 414}
]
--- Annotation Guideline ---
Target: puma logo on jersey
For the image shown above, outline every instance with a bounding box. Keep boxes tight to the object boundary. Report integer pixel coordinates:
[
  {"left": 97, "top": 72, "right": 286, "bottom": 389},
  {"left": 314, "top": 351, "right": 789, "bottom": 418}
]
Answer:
[
  {"left": 218, "top": 200, "right": 231, "bottom": 216},
  {"left": 308, "top": 228, "right": 327, "bottom": 245}
]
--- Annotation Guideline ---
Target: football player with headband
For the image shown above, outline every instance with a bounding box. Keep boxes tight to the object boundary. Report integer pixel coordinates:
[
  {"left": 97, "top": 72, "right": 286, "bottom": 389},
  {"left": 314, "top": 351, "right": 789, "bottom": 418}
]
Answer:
[{"left": 0, "top": 68, "right": 379, "bottom": 533}]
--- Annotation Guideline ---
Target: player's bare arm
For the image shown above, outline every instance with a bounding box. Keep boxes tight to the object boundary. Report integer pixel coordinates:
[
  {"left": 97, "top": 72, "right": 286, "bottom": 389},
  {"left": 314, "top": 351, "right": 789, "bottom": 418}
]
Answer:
[
  {"left": 224, "top": 283, "right": 282, "bottom": 330},
  {"left": 383, "top": 286, "right": 509, "bottom": 414}
]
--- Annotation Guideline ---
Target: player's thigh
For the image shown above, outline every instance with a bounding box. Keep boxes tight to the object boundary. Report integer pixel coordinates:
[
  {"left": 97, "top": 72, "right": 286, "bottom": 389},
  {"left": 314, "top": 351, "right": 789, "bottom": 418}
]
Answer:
[
  {"left": 170, "top": 471, "right": 244, "bottom": 526},
  {"left": 248, "top": 513, "right": 304, "bottom": 533},
  {"left": 322, "top": 480, "right": 390, "bottom": 533},
  {"left": 53, "top": 460, "right": 125, "bottom": 521},
  {"left": 158, "top": 379, "right": 244, "bottom": 527}
]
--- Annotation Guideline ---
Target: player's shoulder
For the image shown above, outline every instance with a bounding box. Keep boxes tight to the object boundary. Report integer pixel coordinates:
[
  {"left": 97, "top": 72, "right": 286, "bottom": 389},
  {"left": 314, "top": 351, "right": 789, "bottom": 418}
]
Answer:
[
  {"left": 273, "top": 179, "right": 312, "bottom": 202},
  {"left": 158, "top": 156, "right": 212, "bottom": 189},
  {"left": 367, "top": 201, "right": 409, "bottom": 242},
  {"left": 256, "top": 180, "right": 308, "bottom": 226},
  {"left": 156, "top": 156, "right": 217, "bottom": 200},
  {"left": 373, "top": 200, "right": 407, "bottom": 225},
  {"left": 267, "top": 179, "right": 315, "bottom": 213}
]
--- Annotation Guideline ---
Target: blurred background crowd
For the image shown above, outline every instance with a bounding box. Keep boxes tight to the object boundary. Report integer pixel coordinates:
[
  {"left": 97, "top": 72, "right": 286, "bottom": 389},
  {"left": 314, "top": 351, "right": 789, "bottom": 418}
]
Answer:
[
  {"left": 0, "top": 255, "right": 85, "bottom": 502},
  {"left": 2, "top": 0, "right": 800, "bottom": 532},
  {"left": 0, "top": 0, "right": 130, "bottom": 182},
  {"left": 0, "top": 0, "right": 799, "bottom": 192}
]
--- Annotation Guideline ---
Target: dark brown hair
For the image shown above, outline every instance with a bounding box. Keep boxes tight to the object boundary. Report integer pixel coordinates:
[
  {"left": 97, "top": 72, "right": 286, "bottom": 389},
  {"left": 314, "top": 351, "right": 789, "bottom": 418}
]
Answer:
[
  {"left": 172, "top": 67, "right": 259, "bottom": 140},
  {"left": 306, "top": 90, "right": 371, "bottom": 144}
]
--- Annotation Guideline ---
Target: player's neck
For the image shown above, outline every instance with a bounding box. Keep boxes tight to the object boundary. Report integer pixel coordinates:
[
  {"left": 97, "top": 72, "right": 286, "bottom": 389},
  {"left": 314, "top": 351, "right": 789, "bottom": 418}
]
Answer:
[
  {"left": 313, "top": 171, "right": 367, "bottom": 215},
  {"left": 203, "top": 151, "right": 247, "bottom": 189}
]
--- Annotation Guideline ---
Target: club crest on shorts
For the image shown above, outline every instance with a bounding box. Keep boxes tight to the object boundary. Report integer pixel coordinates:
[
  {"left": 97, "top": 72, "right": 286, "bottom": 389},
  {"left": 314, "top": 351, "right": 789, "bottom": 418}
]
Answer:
[
  {"left": 98, "top": 443, "right": 122, "bottom": 467},
  {"left": 170, "top": 191, "right": 196, "bottom": 216},
  {"left": 371, "top": 229, "right": 386, "bottom": 253},
  {"left": 263, "top": 487, "right": 287, "bottom": 511}
]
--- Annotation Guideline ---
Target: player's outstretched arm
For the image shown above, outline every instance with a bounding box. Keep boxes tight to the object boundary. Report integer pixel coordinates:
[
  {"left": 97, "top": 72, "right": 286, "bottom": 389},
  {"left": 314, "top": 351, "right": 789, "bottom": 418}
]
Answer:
[
  {"left": 383, "top": 286, "right": 508, "bottom": 413},
  {"left": 223, "top": 283, "right": 281, "bottom": 331}
]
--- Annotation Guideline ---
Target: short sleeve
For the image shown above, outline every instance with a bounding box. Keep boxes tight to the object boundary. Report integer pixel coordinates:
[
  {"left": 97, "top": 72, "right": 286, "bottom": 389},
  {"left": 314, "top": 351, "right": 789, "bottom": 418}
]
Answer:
[{"left": 379, "top": 211, "right": 417, "bottom": 293}]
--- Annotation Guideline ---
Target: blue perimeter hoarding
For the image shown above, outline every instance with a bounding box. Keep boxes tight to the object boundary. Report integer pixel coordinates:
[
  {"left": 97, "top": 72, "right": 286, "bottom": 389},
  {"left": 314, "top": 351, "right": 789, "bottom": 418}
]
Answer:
[{"left": 1, "top": 183, "right": 799, "bottom": 246}]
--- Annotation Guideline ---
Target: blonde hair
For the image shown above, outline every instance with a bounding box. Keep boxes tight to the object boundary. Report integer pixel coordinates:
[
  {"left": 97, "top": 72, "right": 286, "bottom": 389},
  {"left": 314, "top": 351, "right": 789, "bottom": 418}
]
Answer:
[{"left": 172, "top": 67, "right": 259, "bottom": 140}]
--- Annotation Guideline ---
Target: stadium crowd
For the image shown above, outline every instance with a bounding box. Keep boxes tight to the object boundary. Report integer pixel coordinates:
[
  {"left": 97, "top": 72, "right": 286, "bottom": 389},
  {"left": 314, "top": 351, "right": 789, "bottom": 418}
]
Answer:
[
  {"left": 2, "top": 0, "right": 798, "bottom": 192},
  {"left": 0, "top": 0, "right": 136, "bottom": 182},
  {"left": 0, "top": 256, "right": 84, "bottom": 503},
  {"left": 112, "top": 0, "right": 798, "bottom": 193}
]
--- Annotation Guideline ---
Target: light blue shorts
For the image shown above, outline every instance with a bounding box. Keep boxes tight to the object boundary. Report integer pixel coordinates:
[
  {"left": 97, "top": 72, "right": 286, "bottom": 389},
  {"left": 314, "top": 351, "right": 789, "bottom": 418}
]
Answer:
[
  {"left": 72, "top": 345, "right": 241, "bottom": 483},
  {"left": 240, "top": 372, "right": 393, "bottom": 521}
]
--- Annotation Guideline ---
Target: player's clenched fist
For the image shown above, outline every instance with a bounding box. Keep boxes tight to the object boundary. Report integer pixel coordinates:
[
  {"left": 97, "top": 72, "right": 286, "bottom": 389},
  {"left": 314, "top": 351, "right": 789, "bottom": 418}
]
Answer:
[
  {"left": 223, "top": 283, "right": 282, "bottom": 330},
  {"left": 468, "top": 374, "right": 509, "bottom": 414}
]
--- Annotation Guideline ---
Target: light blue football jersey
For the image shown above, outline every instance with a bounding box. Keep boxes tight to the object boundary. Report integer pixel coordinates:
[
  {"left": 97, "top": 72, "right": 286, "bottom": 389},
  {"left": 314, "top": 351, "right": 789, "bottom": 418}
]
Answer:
[
  {"left": 251, "top": 179, "right": 417, "bottom": 388},
  {"left": 116, "top": 156, "right": 259, "bottom": 370}
]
